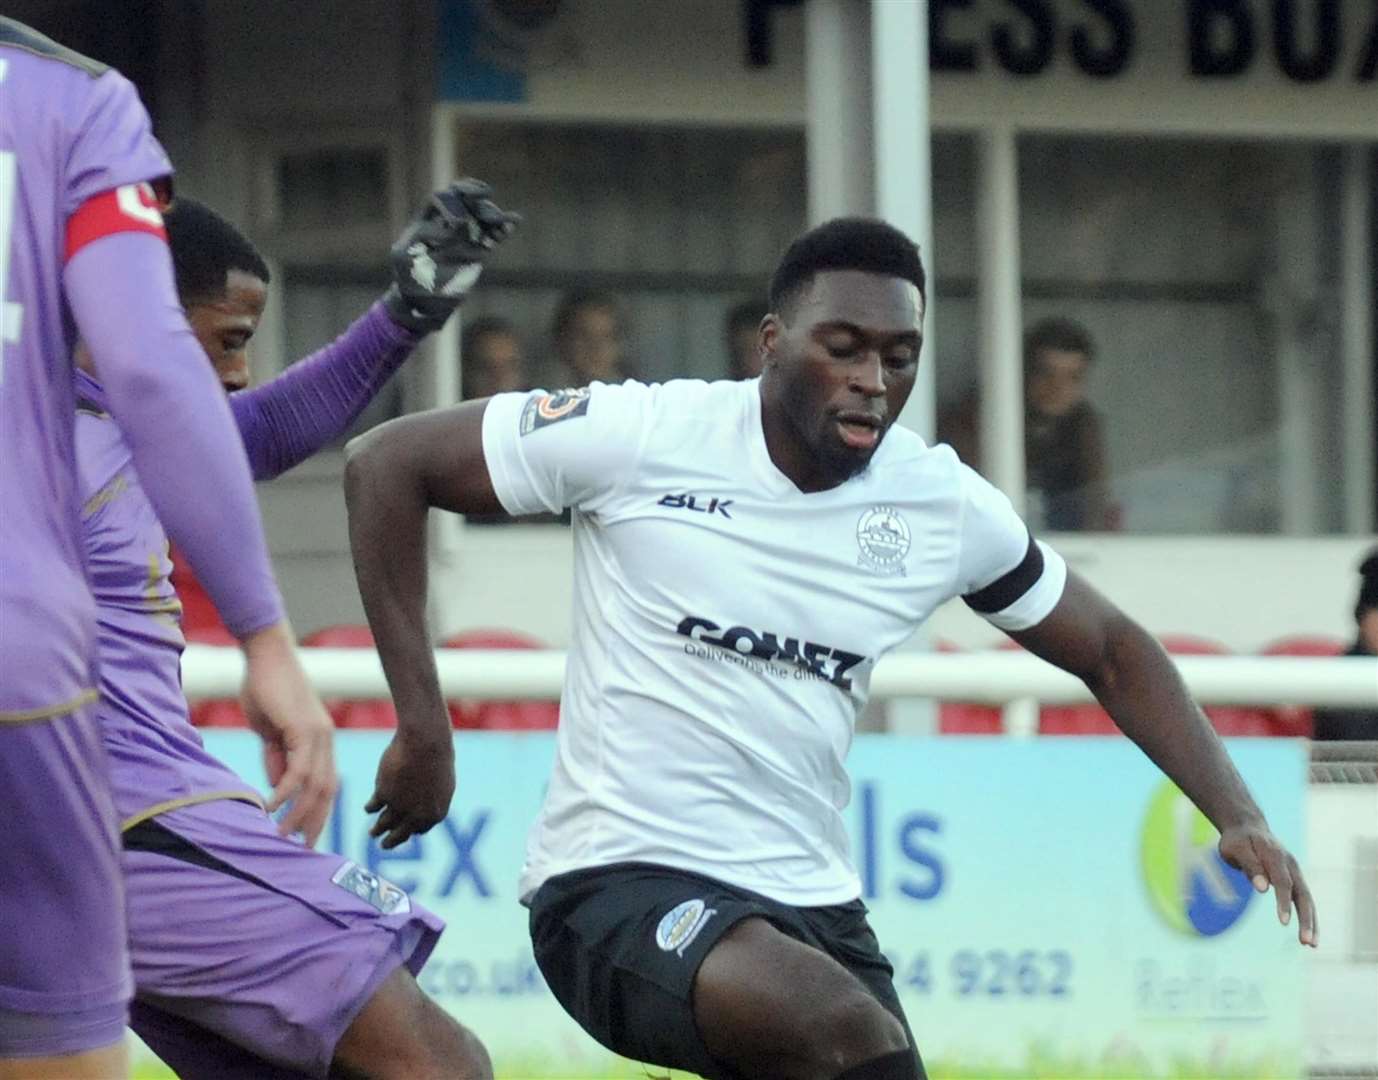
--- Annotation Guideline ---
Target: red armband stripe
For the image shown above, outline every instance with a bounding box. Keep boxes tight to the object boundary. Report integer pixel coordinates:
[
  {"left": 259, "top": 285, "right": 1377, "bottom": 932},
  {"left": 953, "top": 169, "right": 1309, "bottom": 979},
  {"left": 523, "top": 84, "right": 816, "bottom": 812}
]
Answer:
[{"left": 65, "top": 182, "right": 168, "bottom": 262}]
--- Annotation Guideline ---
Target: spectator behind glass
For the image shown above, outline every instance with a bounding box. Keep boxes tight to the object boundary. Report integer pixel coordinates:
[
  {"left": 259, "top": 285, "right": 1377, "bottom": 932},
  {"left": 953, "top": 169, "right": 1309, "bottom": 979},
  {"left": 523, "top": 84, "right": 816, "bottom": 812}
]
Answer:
[
  {"left": 939, "top": 317, "right": 1113, "bottom": 532},
  {"left": 1312, "top": 549, "right": 1378, "bottom": 741},
  {"left": 461, "top": 316, "right": 554, "bottom": 526},
  {"left": 725, "top": 298, "right": 768, "bottom": 379},
  {"left": 461, "top": 315, "right": 528, "bottom": 400},
  {"left": 1024, "top": 317, "right": 1111, "bottom": 531},
  {"left": 552, "top": 289, "right": 631, "bottom": 386}
]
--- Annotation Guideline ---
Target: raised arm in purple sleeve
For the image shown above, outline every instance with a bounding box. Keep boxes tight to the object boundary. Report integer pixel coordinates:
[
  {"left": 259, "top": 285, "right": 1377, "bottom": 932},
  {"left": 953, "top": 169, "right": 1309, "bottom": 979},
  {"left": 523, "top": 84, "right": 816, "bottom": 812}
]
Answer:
[
  {"left": 63, "top": 231, "right": 285, "bottom": 639},
  {"left": 231, "top": 302, "right": 418, "bottom": 482}
]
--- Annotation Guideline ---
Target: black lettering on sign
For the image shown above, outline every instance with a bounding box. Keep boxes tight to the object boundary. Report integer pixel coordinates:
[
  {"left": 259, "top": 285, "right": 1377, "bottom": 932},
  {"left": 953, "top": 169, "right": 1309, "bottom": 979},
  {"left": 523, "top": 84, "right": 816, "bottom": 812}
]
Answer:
[
  {"left": 1072, "top": 0, "right": 1135, "bottom": 77},
  {"left": 931, "top": 0, "right": 979, "bottom": 71},
  {"left": 1273, "top": 0, "right": 1340, "bottom": 82},
  {"left": 1355, "top": 1, "right": 1377, "bottom": 80},
  {"left": 993, "top": 0, "right": 1055, "bottom": 76},
  {"left": 1189, "top": 0, "right": 1256, "bottom": 76}
]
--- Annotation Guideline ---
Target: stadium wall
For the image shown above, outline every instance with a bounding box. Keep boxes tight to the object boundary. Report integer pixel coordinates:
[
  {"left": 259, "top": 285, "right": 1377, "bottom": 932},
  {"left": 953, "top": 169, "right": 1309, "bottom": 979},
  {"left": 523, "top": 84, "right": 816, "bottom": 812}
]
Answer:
[{"left": 424, "top": 526, "right": 1375, "bottom": 654}]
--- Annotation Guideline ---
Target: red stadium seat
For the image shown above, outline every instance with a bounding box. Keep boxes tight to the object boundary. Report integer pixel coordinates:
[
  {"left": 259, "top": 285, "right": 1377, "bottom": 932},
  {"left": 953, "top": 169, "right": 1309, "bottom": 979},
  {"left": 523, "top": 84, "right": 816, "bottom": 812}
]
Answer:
[
  {"left": 169, "top": 545, "right": 226, "bottom": 639},
  {"left": 300, "top": 625, "right": 397, "bottom": 729},
  {"left": 185, "top": 625, "right": 246, "bottom": 728},
  {"left": 1257, "top": 636, "right": 1348, "bottom": 738},
  {"left": 960, "top": 636, "right": 1118, "bottom": 737},
  {"left": 1038, "top": 701, "right": 1118, "bottom": 736},
  {"left": 934, "top": 641, "right": 1003, "bottom": 735},
  {"left": 1260, "top": 635, "right": 1347, "bottom": 657},
  {"left": 1037, "top": 634, "right": 1276, "bottom": 736},
  {"left": 442, "top": 629, "right": 559, "bottom": 731}
]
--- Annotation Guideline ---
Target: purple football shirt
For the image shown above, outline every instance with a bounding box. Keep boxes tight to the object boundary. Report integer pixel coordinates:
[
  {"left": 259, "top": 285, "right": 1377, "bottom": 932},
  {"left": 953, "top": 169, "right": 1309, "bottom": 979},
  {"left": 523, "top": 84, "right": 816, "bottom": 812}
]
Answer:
[
  {"left": 75, "top": 371, "right": 260, "bottom": 823},
  {"left": 76, "top": 304, "right": 416, "bottom": 824},
  {"left": 0, "top": 31, "right": 171, "bottom": 719}
]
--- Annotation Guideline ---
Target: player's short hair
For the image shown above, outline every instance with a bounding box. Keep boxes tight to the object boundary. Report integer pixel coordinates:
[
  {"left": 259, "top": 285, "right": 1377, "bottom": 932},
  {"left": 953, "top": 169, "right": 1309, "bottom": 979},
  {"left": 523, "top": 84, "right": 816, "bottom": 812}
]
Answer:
[
  {"left": 165, "top": 197, "right": 271, "bottom": 304},
  {"left": 1024, "top": 317, "right": 1095, "bottom": 372},
  {"left": 768, "top": 218, "right": 926, "bottom": 316},
  {"left": 551, "top": 288, "right": 619, "bottom": 342}
]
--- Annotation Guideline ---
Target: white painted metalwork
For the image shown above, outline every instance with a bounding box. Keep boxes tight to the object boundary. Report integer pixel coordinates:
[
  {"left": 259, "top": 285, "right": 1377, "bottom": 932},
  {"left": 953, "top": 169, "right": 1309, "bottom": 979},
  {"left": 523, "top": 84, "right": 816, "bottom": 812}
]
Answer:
[
  {"left": 182, "top": 647, "right": 1378, "bottom": 709},
  {"left": 975, "top": 127, "right": 1025, "bottom": 512}
]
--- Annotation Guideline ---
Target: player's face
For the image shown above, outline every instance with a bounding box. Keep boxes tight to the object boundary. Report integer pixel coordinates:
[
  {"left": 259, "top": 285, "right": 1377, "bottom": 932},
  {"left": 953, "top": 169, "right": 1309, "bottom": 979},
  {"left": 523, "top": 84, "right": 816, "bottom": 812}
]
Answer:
[
  {"left": 185, "top": 270, "right": 268, "bottom": 393},
  {"left": 761, "top": 269, "right": 923, "bottom": 490}
]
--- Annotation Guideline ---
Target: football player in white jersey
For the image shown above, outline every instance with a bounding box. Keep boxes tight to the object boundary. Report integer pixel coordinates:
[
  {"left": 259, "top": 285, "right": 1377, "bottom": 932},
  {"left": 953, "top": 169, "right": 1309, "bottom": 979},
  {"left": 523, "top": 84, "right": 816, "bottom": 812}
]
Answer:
[{"left": 343, "top": 218, "right": 1316, "bottom": 1080}]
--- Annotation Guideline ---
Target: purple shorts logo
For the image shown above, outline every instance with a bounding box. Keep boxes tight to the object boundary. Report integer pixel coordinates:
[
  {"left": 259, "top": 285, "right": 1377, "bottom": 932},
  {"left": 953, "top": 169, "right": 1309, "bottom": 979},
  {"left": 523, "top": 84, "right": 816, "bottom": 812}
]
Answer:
[{"left": 331, "top": 861, "right": 412, "bottom": 916}]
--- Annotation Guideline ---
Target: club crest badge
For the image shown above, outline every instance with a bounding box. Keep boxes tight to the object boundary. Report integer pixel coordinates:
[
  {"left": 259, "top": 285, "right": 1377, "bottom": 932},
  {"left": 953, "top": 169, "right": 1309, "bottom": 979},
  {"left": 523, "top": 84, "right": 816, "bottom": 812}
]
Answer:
[
  {"left": 654, "top": 898, "right": 718, "bottom": 957},
  {"left": 856, "top": 505, "right": 910, "bottom": 576},
  {"left": 519, "top": 387, "right": 591, "bottom": 435},
  {"left": 331, "top": 861, "right": 412, "bottom": 915}
]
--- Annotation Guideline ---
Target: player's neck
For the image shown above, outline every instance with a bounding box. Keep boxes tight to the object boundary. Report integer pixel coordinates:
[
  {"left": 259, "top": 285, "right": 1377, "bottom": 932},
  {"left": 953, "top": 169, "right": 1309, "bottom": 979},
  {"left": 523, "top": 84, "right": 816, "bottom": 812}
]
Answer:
[{"left": 758, "top": 389, "right": 846, "bottom": 494}]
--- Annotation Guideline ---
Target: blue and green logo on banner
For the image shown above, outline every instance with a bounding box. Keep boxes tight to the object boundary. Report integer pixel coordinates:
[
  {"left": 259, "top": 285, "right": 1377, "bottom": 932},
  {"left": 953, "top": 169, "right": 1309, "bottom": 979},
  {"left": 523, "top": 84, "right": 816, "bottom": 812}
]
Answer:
[{"left": 1140, "top": 780, "right": 1253, "bottom": 936}]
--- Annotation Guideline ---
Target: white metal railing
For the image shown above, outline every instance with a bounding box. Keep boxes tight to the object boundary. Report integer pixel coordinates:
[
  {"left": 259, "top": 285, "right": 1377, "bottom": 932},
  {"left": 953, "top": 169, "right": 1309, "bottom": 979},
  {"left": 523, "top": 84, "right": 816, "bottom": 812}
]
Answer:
[{"left": 182, "top": 647, "right": 1377, "bottom": 707}]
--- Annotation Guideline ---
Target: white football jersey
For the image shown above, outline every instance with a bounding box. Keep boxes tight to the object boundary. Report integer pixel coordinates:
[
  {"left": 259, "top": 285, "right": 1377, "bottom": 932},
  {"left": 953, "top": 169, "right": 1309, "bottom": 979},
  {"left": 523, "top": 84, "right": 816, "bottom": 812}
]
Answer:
[{"left": 482, "top": 378, "right": 1066, "bottom": 905}]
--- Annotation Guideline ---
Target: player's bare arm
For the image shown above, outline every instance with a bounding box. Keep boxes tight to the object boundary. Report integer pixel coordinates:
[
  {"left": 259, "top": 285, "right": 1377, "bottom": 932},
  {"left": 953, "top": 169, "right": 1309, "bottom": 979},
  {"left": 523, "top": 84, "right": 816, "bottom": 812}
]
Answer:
[
  {"left": 1008, "top": 571, "right": 1317, "bottom": 947},
  {"left": 345, "top": 400, "right": 499, "bottom": 849},
  {"left": 342, "top": 180, "right": 519, "bottom": 850}
]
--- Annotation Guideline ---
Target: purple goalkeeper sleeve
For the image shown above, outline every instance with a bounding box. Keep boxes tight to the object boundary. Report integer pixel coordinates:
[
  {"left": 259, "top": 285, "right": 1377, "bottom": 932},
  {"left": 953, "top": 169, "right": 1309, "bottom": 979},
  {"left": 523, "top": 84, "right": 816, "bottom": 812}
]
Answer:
[
  {"left": 63, "top": 231, "right": 285, "bottom": 639},
  {"left": 231, "top": 303, "right": 418, "bottom": 482}
]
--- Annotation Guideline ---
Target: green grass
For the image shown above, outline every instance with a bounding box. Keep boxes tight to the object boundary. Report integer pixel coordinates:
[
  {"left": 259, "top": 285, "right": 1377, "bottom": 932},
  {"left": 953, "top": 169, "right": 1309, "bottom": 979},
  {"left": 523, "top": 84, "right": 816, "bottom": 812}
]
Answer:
[{"left": 134, "top": 1044, "right": 1300, "bottom": 1080}]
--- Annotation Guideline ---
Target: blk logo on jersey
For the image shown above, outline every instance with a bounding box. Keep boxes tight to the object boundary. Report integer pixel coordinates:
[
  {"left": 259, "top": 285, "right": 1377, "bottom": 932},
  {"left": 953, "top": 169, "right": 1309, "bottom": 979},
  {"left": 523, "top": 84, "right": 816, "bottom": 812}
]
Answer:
[
  {"left": 519, "top": 387, "right": 590, "bottom": 436},
  {"left": 658, "top": 493, "right": 733, "bottom": 519},
  {"left": 676, "top": 615, "right": 868, "bottom": 691}
]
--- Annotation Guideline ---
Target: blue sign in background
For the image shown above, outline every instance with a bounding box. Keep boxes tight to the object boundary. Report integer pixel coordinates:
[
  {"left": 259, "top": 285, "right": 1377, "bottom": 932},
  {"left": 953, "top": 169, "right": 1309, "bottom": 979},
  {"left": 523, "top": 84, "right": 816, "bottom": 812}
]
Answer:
[{"left": 193, "top": 732, "right": 1307, "bottom": 1079}]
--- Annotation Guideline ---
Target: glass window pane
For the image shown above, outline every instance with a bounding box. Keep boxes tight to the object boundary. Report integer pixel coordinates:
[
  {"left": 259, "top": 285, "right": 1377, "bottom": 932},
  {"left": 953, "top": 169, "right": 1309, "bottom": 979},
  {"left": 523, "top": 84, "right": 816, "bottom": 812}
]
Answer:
[
  {"left": 452, "top": 122, "right": 974, "bottom": 398},
  {"left": 276, "top": 148, "right": 389, "bottom": 229},
  {"left": 279, "top": 268, "right": 400, "bottom": 445},
  {"left": 451, "top": 121, "right": 808, "bottom": 387},
  {"left": 1015, "top": 135, "right": 1354, "bottom": 536}
]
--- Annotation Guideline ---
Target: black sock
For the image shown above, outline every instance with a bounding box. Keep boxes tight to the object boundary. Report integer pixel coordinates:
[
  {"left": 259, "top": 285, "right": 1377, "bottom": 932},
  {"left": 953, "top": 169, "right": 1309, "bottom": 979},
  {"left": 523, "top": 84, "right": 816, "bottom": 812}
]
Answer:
[{"left": 832, "top": 1048, "right": 924, "bottom": 1080}]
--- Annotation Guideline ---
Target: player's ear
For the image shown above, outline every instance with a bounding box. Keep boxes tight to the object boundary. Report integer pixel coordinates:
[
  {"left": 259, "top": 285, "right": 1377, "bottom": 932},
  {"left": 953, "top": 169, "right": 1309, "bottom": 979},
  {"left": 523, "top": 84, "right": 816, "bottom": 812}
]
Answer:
[{"left": 760, "top": 314, "right": 783, "bottom": 367}]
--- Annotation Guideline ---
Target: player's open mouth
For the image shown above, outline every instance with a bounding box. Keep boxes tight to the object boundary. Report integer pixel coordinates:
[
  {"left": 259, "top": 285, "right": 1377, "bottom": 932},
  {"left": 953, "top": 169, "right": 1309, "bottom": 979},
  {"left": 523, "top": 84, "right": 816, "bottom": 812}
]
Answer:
[{"left": 835, "top": 412, "right": 882, "bottom": 451}]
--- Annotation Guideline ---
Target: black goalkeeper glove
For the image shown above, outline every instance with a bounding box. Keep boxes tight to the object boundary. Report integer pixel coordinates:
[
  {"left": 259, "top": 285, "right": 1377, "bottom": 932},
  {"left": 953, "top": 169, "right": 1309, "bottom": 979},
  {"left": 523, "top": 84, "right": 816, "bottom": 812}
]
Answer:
[{"left": 382, "top": 178, "right": 520, "bottom": 335}]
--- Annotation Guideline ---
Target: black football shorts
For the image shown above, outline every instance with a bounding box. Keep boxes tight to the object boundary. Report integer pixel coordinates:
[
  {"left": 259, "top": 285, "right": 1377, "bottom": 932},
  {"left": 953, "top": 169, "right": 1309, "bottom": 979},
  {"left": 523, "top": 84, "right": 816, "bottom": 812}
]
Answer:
[{"left": 528, "top": 861, "right": 919, "bottom": 1080}]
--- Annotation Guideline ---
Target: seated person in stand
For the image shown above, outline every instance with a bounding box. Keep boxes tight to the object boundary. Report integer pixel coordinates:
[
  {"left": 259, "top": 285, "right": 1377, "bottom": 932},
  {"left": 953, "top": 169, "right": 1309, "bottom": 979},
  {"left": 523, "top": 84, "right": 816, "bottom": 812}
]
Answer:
[{"left": 1313, "top": 549, "right": 1378, "bottom": 741}]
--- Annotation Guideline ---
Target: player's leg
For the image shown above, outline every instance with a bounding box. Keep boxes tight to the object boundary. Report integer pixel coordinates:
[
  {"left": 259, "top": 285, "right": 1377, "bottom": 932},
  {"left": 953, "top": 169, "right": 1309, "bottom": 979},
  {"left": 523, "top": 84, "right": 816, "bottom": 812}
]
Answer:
[
  {"left": 0, "top": 708, "right": 130, "bottom": 1077},
  {"left": 0, "top": 1044, "right": 128, "bottom": 1080},
  {"left": 133, "top": 962, "right": 490, "bottom": 1080},
  {"left": 529, "top": 862, "right": 918, "bottom": 1080},
  {"left": 123, "top": 799, "right": 488, "bottom": 1079},
  {"left": 330, "top": 965, "right": 492, "bottom": 1080},
  {"left": 130, "top": 1000, "right": 311, "bottom": 1080},
  {"left": 796, "top": 899, "right": 920, "bottom": 1058},
  {"left": 693, "top": 917, "right": 916, "bottom": 1080}
]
